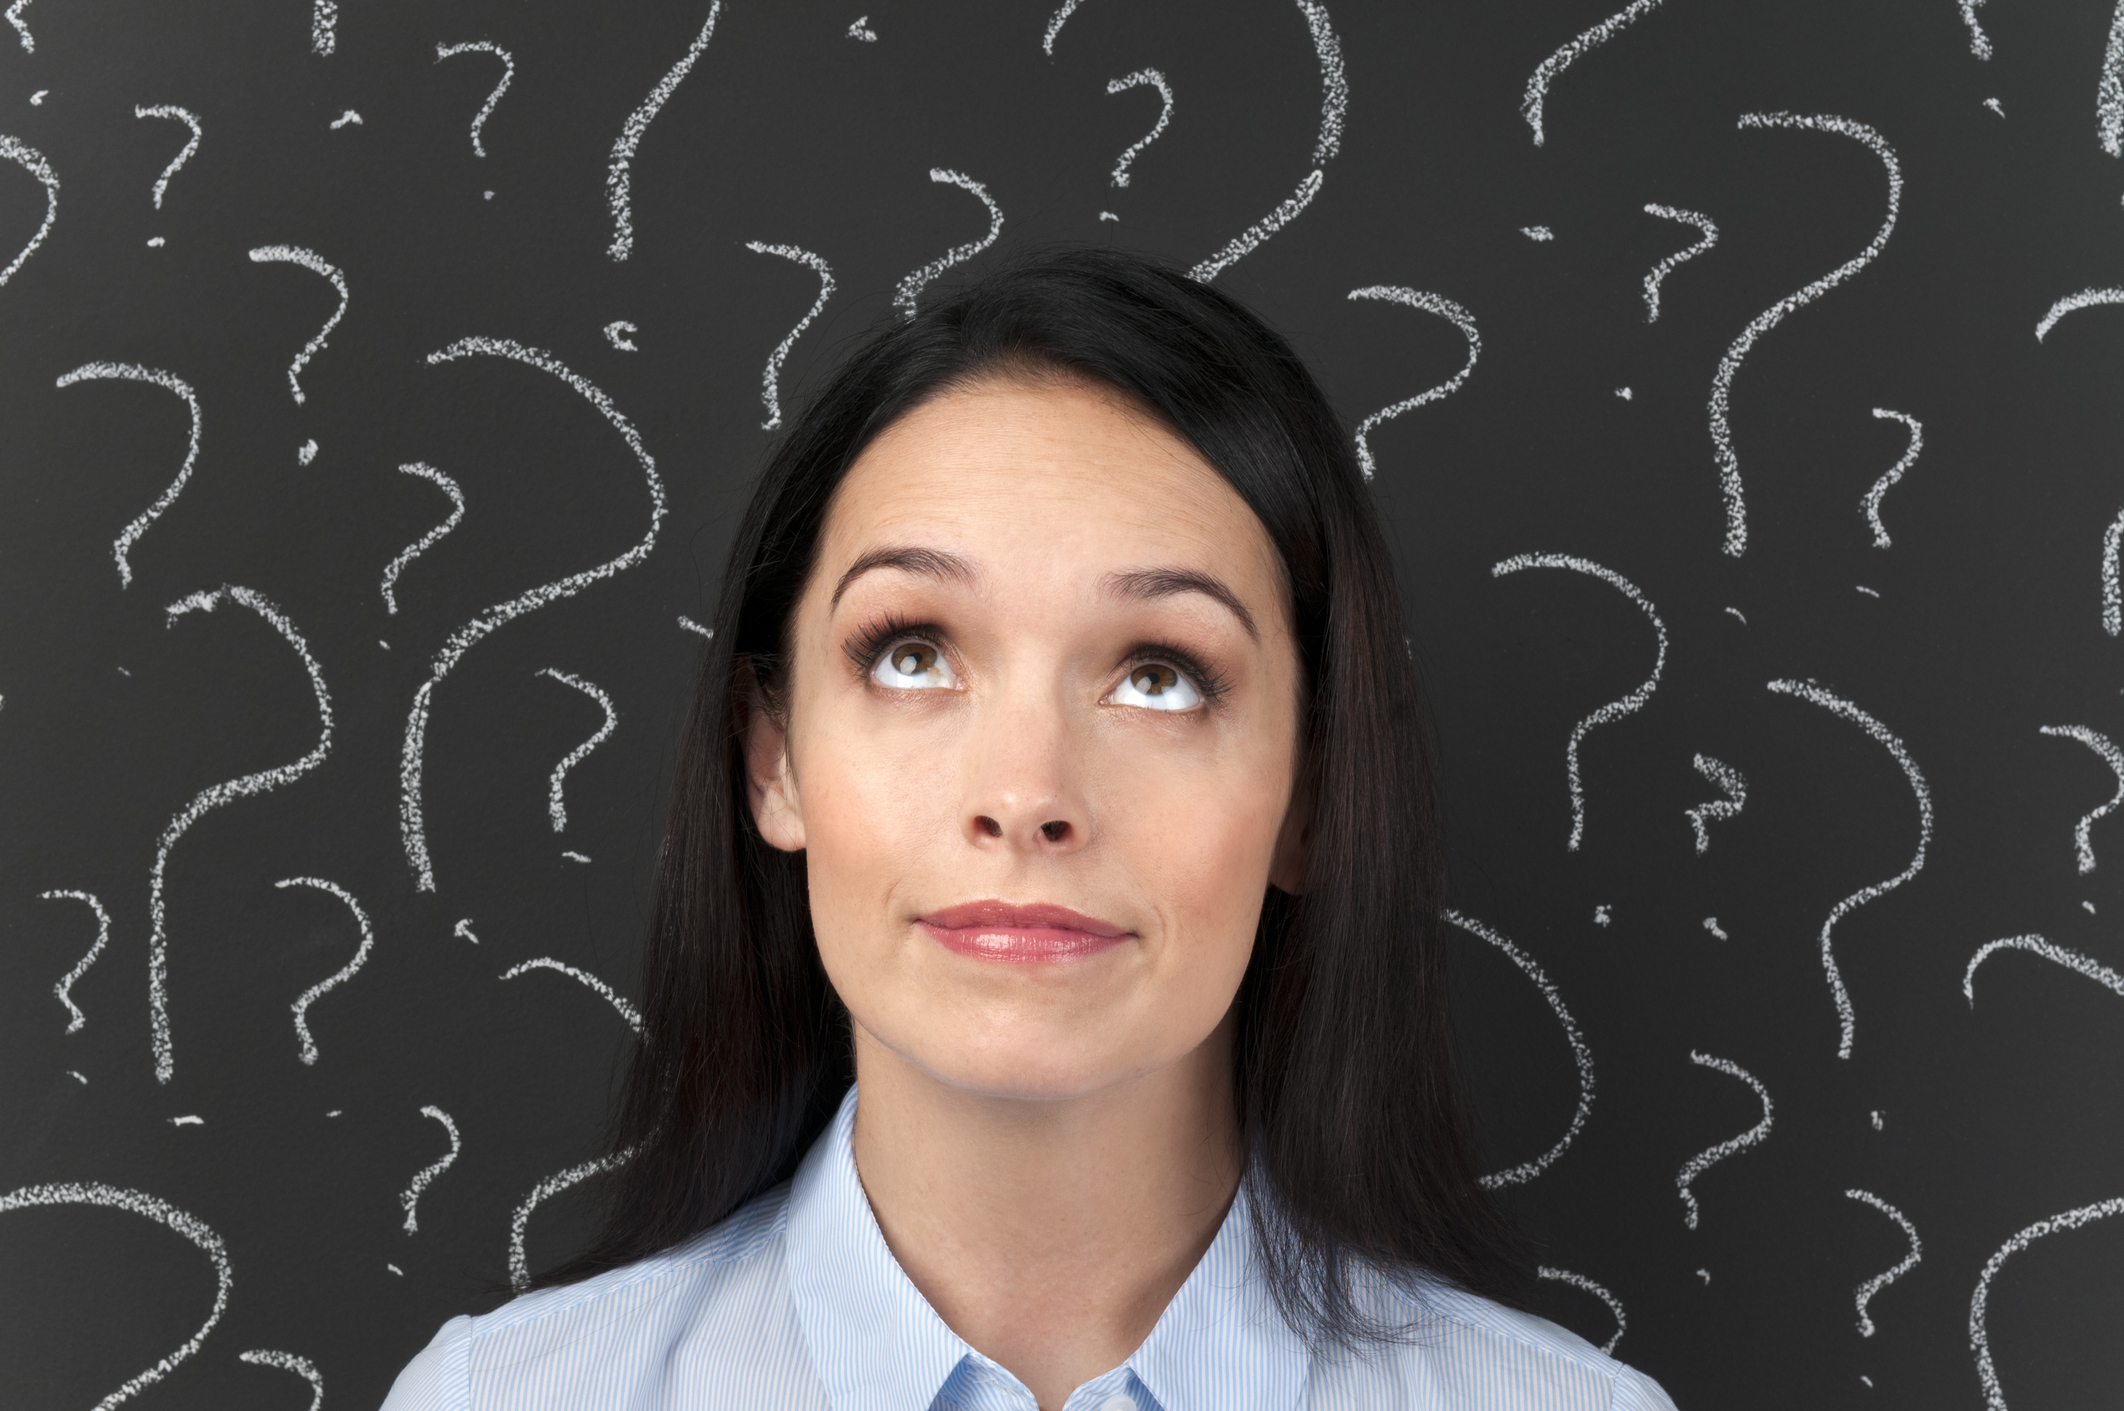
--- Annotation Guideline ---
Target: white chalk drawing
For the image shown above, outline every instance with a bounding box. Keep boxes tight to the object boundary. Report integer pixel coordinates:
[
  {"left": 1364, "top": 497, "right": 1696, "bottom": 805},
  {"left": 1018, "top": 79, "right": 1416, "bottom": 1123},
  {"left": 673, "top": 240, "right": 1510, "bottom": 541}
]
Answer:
[
  {"left": 1346, "top": 288, "right": 1480, "bottom": 480},
  {"left": 1593, "top": 904, "right": 1612, "bottom": 927},
  {"left": 1685, "top": 753, "right": 1746, "bottom": 854},
  {"left": 1765, "top": 679, "right": 1931, "bottom": 1059},
  {"left": 133, "top": 106, "right": 202, "bottom": 209},
  {"left": 40, "top": 889, "right": 110, "bottom": 1034},
  {"left": 6, "top": 0, "right": 28, "bottom": 52},
  {"left": 1963, "top": 933, "right": 2124, "bottom": 1005},
  {"left": 604, "top": 320, "right": 639, "bottom": 351},
  {"left": 509, "top": 1146, "right": 639, "bottom": 1292},
  {"left": 2037, "top": 284, "right": 2124, "bottom": 340},
  {"left": 891, "top": 169, "right": 1003, "bottom": 319},
  {"left": 453, "top": 918, "right": 479, "bottom": 943},
  {"left": 297, "top": 438, "right": 318, "bottom": 466},
  {"left": 501, "top": 956, "right": 644, "bottom": 1034},
  {"left": 0, "top": 1183, "right": 230, "bottom": 1409},
  {"left": 608, "top": 2, "right": 722, "bottom": 261},
  {"left": 1493, "top": 554, "right": 1668, "bottom": 851},
  {"left": 29, "top": 89, "right": 46, "bottom": 104},
  {"left": 1535, "top": 1266, "right": 1625, "bottom": 1354},
  {"left": 1872, "top": 1110, "right": 1884, "bottom": 1130},
  {"left": 400, "top": 1105, "right": 462, "bottom": 1234},
  {"left": 381, "top": 463, "right": 465, "bottom": 615},
  {"left": 247, "top": 246, "right": 348, "bottom": 406},
  {"left": 1189, "top": 0, "right": 1344, "bottom": 282},
  {"left": 2102, "top": 0, "right": 2124, "bottom": 156},
  {"left": 1641, "top": 204, "right": 1716, "bottom": 322},
  {"left": 1703, "top": 917, "right": 1728, "bottom": 939},
  {"left": 436, "top": 42, "right": 516, "bottom": 158},
  {"left": 1042, "top": 0, "right": 1084, "bottom": 54},
  {"left": 1522, "top": 225, "right": 1554, "bottom": 241},
  {"left": 1695, "top": 1268, "right": 1711, "bottom": 1285},
  {"left": 2036, "top": 725, "right": 2124, "bottom": 872},
  {"left": 848, "top": 16, "right": 877, "bottom": 42},
  {"left": 2104, "top": 508, "right": 2124, "bottom": 635},
  {"left": 276, "top": 877, "right": 375, "bottom": 1066},
  {"left": 1864, "top": 409, "right": 1922, "bottom": 548},
  {"left": 1677, "top": 1050, "right": 1773, "bottom": 1230},
  {"left": 68, "top": 1070, "right": 86, "bottom": 1083},
  {"left": 54, "top": 363, "right": 200, "bottom": 588},
  {"left": 1856, "top": 584, "right": 1880, "bottom": 598},
  {"left": 1523, "top": 0, "right": 1667, "bottom": 146},
  {"left": 1984, "top": 96, "right": 2005, "bottom": 117},
  {"left": 1845, "top": 1189, "right": 1921, "bottom": 1337},
  {"left": 153, "top": 587, "right": 333, "bottom": 1083},
  {"left": 561, "top": 849, "right": 592, "bottom": 864},
  {"left": 1972, "top": 1196, "right": 2124, "bottom": 1410},
  {"left": 677, "top": 615, "right": 713, "bottom": 639},
  {"left": 2088, "top": 900, "right": 2099, "bottom": 914},
  {"left": 743, "top": 242, "right": 835, "bottom": 430},
  {"left": 538, "top": 668, "right": 617, "bottom": 831},
  {"left": 1105, "top": 69, "right": 1173, "bottom": 187},
  {"left": 1615, "top": 386, "right": 1632, "bottom": 399},
  {"left": 170, "top": 1114, "right": 203, "bottom": 1125},
  {"left": 1724, "top": 606, "right": 1747, "bottom": 624},
  {"left": 1960, "top": 0, "right": 1993, "bottom": 59},
  {"left": 328, "top": 109, "right": 361, "bottom": 129},
  {"left": 403, "top": 338, "right": 664, "bottom": 892},
  {"left": 0, "top": 135, "right": 58, "bottom": 293},
  {"left": 238, "top": 1351, "right": 323, "bottom": 1411},
  {"left": 1712, "top": 114, "right": 1902, "bottom": 557},
  {"left": 1442, "top": 910, "right": 1595, "bottom": 1188},
  {"left": 311, "top": 0, "right": 335, "bottom": 56}
]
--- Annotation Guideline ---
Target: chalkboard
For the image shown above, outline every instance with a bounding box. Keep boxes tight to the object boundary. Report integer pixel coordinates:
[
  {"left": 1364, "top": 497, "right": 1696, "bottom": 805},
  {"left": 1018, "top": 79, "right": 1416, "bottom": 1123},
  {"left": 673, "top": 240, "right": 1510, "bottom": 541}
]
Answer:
[{"left": 4, "top": 1, "right": 2122, "bottom": 1406}]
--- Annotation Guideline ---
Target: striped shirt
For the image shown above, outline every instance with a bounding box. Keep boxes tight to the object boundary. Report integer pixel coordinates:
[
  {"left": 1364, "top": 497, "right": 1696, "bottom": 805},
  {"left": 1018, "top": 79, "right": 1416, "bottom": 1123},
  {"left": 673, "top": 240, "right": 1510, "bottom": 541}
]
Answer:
[{"left": 381, "top": 1088, "right": 1677, "bottom": 1410}]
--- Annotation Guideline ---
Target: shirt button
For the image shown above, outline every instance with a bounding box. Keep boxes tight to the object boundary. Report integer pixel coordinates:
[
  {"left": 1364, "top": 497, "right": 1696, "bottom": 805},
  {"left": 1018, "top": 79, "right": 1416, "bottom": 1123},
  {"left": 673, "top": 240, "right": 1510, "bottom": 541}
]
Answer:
[{"left": 1098, "top": 1397, "right": 1136, "bottom": 1411}]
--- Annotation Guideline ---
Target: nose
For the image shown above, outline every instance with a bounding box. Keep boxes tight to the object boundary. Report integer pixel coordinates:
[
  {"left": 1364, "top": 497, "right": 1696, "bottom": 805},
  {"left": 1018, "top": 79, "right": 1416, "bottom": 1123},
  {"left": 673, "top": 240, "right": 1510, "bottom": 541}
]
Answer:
[{"left": 962, "top": 690, "right": 1091, "bottom": 855}]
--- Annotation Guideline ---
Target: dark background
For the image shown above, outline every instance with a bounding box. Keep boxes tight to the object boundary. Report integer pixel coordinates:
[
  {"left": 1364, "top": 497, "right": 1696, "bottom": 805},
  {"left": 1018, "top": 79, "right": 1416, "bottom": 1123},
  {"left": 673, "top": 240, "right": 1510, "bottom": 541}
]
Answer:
[{"left": 4, "top": 1, "right": 2122, "bottom": 1406}]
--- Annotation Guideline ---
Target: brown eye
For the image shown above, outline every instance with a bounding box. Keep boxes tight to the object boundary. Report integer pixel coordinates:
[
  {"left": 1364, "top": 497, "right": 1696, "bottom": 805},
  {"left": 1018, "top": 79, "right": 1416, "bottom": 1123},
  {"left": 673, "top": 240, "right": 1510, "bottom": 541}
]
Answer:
[
  {"left": 871, "top": 639, "right": 958, "bottom": 690},
  {"left": 1107, "top": 660, "right": 1204, "bottom": 712}
]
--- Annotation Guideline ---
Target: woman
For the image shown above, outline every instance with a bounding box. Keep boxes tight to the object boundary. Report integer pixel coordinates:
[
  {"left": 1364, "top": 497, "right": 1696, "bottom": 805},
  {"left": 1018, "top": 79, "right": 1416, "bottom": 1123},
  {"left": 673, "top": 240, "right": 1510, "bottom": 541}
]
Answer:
[{"left": 383, "top": 249, "right": 1676, "bottom": 1410}]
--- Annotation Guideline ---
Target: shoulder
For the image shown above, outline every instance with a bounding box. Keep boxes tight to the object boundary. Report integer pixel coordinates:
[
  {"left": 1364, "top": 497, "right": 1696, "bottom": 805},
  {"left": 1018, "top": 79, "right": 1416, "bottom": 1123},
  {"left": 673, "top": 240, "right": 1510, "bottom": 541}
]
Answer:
[
  {"left": 1306, "top": 1279, "right": 1679, "bottom": 1411},
  {"left": 380, "top": 1186, "right": 816, "bottom": 1411}
]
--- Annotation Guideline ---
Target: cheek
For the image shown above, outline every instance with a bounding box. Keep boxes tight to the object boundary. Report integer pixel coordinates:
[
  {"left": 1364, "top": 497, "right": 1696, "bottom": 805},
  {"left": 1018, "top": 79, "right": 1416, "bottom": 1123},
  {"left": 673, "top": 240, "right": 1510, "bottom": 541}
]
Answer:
[{"left": 791, "top": 717, "right": 956, "bottom": 948}]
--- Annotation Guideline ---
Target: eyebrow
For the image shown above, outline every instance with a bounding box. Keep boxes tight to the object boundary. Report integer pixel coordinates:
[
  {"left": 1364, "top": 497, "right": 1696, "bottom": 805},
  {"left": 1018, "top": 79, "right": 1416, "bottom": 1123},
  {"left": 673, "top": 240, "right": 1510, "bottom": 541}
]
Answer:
[
  {"left": 1102, "top": 568, "right": 1259, "bottom": 641},
  {"left": 830, "top": 545, "right": 978, "bottom": 610}
]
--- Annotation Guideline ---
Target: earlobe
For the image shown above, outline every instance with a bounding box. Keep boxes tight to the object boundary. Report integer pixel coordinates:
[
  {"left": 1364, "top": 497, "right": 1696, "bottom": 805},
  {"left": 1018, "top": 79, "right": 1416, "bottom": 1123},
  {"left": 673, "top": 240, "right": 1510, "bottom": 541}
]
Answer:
[{"left": 742, "top": 675, "right": 806, "bottom": 852}]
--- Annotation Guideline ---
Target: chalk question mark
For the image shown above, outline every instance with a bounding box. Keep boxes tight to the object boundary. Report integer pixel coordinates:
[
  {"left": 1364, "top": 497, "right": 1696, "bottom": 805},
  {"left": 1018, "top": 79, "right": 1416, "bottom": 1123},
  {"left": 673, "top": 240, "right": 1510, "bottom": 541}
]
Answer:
[
  {"left": 380, "top": 462, "right": 464, "bottom": 615},
  {"left": 1766, "top": 678, "right": 1930, "bottom": 1060},
  {"left": 1534, "top": 1266, "right": 1625, "bottom": 1354},
  {"left": 509, "top": 1146, "right": 638, "bottom": 1292},
  {"left": 1104, "top": 69, "right": 1172, "bottom": 194},
  {"left": 133, "top": 106, "right": 201, "bottom": 231},
  {"left": 435, "top": 42, "right": 515, "bottom": 158},
  {"left": 150, "top": 586, "right": 333, "bottom": 1084},
  {"left": 501, "top": 956, "right": 643, "bottom": 1034},
  {"left": 54, "top": 362, "right": 201, "bottom": 587},
  {"left": 1862, "top": 408, "right": 1922, "bottom": 548},
  {"left": 1346, "top": 288, "right": 1479, "bottom": 480},
  {"left": 537, "top": 668, "right": 616, "bottom": 832},
  {"left": 275, "top": 876, "right": 374, "bottom": 1066},
  {"left": 237, "top": 1351, "right": 322, "bottom": 1411},
  {"left": 399, "top": 1105, "right": 461, "bottom": 1233},
  {"left": 1964, "top": 933, "right": 2124, "bottom": 1007},
  {"left": 892, "top": 169, "right": 1004, "bottom": 319},
  {"left": 0, "top": 134, "right": 58, "bottom": 294},
  {"left": 1684, "top": 754, "right": 1746, "bottom": 854},
  {"left": 2036, "top": 725, "right": 2124, "bottom": 873},
  {"left": 1710, "top": 114, "right": 1902, "bottom": 557},
  {"left": 1491, "top": 554, "right": 1668, "bottom": 852},
  {"left": 1973, "top": 1194, "right": 2124, "bottom": 1411},
  {"left": 246, "top": 245, "right": 347, "bottom": 408},
  {"left": 1640, "top": 204, "right": 1716, "bottom": 321},
  {"left": 608, "top": 2, "right": 722, "bottom": 260},
  {"left": 1844, "top": 1189, "right": 1920, "bottom": 1337},
  {"left": 401, "top": 339, "right": 663, "bottom": 892},
  {"left": 1522, "top": 0, "right": 1667, "bottom": 146},
  {"left": 742, "top": 242, "right": 834, "bottom": 430},
  {"left": 0, "top": 1183, "right": 232, "bottom": 1410},
  {"left": 39, "top": 889, "right": 109, "bottom": 1034},
  {"left": 1676, "top": 1051, "right": 1773, "bottom": 1229}
]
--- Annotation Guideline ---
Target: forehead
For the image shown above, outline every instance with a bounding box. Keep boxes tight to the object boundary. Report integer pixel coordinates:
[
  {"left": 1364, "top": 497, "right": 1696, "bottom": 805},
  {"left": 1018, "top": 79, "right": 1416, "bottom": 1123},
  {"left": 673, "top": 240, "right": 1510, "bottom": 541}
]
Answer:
[{"left": 817, "top": 377, "right": 1282, "bottom": 593}]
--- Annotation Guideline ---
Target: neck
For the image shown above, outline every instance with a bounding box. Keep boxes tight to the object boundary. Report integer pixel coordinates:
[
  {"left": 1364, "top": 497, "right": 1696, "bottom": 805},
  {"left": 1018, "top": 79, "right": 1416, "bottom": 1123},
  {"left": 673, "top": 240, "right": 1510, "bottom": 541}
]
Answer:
[{"left": 849, "top": 1012, "right": 1242, "bottom": 1411}]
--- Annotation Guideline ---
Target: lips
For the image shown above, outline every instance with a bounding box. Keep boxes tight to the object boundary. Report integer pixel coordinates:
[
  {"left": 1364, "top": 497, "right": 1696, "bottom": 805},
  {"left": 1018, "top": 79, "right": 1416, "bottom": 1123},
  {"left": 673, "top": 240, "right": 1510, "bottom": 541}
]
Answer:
[{"left": 917, "top": 900, "right": 1132, "bottom": 962}]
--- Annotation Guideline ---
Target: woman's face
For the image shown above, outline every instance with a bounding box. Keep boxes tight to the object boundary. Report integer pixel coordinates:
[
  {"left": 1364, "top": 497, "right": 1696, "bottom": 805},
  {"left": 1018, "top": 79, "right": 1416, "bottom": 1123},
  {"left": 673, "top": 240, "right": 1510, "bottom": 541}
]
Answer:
[{"left": 748, "top": 376, "right": 1306, "bottom": 1102}]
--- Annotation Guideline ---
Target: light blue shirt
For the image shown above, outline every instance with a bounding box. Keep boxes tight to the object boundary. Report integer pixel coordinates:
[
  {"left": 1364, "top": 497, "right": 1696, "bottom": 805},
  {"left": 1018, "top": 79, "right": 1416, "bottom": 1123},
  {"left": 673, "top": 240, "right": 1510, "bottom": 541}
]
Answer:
[{"left": 382, "top": 1088, "right": 1677, "bottom": 1410}]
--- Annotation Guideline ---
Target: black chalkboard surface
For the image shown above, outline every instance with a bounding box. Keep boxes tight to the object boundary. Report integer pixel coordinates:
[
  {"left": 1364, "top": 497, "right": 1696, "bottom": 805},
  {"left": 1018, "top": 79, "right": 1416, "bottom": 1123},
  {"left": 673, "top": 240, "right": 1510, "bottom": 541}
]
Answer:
[{"left": 5, "top": 1, "right": 2122, "bottom": 1406}]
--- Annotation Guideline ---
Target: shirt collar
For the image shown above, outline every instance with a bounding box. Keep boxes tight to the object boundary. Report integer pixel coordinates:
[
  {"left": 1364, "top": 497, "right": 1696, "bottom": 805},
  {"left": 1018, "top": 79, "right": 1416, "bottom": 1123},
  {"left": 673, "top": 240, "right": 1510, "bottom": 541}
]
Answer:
[{"left": 786, "top": 1085, "right": 1311, "bottom": 1411}]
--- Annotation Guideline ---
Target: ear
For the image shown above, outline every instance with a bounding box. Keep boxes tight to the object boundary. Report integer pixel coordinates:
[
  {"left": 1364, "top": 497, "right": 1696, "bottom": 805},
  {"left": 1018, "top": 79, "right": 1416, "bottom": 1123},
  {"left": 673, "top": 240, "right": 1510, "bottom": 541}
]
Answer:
[
  {"left": 742, "top": 670, "right": 806, "bottom": 852},
  {"left": 1268, "top": 755, "right": 1312, "bottom": 895}
]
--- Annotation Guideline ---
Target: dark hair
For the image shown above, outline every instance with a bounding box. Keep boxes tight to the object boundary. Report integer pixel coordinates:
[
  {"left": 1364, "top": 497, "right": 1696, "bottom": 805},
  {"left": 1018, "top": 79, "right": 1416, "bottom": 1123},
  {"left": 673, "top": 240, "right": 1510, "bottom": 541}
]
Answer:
[{"left": 535, "top": 247, "right": 1527, "bottom": 1342}]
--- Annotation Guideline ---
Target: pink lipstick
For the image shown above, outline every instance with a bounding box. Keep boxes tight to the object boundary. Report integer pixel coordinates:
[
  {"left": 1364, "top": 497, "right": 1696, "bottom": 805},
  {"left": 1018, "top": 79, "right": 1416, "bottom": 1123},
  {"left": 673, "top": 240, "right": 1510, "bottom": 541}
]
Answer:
[{"left": 917, "top": 901, "right": 1132, "bottom": 962}]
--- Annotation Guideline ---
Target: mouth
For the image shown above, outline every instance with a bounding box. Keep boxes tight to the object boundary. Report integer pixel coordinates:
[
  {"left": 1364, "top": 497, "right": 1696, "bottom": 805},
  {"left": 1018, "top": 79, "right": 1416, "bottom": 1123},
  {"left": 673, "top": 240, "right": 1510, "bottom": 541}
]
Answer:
[{"left": 916, "top": 900, "right": 1133, "bottom": 962}]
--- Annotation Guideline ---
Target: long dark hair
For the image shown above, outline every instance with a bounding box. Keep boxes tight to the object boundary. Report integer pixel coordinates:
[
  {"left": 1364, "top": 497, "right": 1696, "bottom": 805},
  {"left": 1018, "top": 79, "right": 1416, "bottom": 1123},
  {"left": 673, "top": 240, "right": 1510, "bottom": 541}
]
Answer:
[{"left": 535, "top": 247, "right": 1527, "bottom": 1341}]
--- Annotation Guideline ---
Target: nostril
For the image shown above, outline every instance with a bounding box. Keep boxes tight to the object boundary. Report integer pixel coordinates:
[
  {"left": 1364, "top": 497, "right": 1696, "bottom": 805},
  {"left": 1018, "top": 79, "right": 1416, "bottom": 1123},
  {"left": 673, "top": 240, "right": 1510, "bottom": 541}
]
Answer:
[
  {"left": 1040, "top": 820, "right": 1070, "bottom": 843},
  {"left": 977, "top": 816, "right": 1003, "bottom": 838}
]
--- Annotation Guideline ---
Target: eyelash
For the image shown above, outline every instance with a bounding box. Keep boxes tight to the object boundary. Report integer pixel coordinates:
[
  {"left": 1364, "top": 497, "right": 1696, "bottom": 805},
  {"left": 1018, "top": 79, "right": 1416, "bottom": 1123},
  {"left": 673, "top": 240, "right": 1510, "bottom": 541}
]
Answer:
[{"left": 841, "top": 613, "right": 1229, "bottom": 704}]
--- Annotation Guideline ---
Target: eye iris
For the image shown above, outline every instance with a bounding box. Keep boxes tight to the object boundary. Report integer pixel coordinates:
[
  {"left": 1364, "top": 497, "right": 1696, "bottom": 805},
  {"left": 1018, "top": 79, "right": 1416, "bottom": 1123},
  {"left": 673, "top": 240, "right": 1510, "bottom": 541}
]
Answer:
[
  {"left": 1135, "top": 665, "right": 1175, "bottom": 695},
  {"left": 895, "top": 646, "right": 929, "bottom": 676}
]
